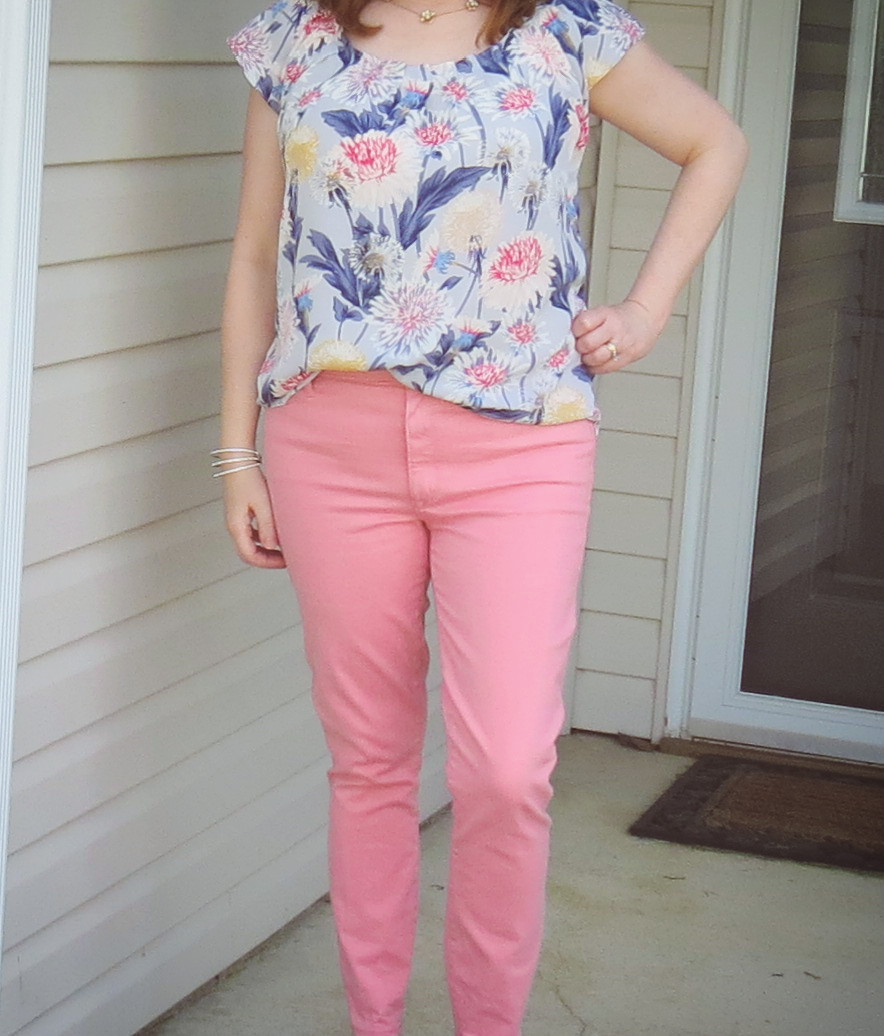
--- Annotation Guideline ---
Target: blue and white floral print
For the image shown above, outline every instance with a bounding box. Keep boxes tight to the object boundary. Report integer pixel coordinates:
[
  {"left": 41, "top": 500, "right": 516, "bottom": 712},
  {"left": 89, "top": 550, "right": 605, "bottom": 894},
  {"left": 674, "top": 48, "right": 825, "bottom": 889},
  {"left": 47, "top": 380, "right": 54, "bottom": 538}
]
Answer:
[{"left": 228, "top": 0, "right": 645, "bottom": 424}]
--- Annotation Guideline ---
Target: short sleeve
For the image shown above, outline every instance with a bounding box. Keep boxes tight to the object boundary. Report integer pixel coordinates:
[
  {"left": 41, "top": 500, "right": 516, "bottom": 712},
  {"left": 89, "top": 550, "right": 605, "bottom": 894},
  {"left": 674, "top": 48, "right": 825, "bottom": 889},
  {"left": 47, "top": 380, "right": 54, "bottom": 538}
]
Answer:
[
  {"left": 576, "top": 0, "right": 646, "bottom": 87},
  {"left": 226, "top": 1, "right": 306, "bottom": 113}
]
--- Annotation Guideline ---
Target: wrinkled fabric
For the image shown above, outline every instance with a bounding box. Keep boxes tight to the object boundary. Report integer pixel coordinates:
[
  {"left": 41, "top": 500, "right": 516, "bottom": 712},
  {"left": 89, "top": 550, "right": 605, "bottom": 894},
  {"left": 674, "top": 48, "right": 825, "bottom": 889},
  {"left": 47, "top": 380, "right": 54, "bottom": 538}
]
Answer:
[
  {"left": 228, "top": 0, "right": 644, "bottom": 424},
  {"left": 262, "top": 370, "right": 597, "bottom": 1034}
]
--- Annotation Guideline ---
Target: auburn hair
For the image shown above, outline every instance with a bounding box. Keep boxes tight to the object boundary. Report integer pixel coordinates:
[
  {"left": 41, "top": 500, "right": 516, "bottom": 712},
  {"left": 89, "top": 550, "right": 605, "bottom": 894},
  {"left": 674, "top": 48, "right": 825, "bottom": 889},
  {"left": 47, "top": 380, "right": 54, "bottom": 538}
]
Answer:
[{"left": 318, "top": 0, "right": 542, "bottom": 48}]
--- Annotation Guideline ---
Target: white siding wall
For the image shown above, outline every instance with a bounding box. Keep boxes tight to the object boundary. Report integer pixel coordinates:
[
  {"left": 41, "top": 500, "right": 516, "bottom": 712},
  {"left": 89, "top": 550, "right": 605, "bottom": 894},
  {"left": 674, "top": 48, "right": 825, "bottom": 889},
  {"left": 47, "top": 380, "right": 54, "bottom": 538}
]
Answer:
[
  {"left": 573, "top": 0, "right": 719, "bottom": 737},
  {"left": 3, "top": 4, "right": 447, "bottom": 1034}
]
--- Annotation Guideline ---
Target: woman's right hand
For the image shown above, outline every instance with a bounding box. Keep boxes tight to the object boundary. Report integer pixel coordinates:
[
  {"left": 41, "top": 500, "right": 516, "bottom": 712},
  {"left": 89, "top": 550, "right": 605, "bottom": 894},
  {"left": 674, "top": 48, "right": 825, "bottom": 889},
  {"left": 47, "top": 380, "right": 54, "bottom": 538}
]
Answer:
[{"left": 222, "top": 467, "right": 287, "bottom": 569}]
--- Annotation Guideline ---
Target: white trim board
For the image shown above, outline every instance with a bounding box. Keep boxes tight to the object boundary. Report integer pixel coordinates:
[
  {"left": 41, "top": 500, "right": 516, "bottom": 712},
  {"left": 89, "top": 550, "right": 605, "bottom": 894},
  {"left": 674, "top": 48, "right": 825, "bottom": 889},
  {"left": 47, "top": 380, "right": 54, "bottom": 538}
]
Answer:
[
  {"left": 665, "top": 0, "right": 884, "bottom": 765},
  {"left": 0, "top": 0, "right": 51, "bottom": 969}
]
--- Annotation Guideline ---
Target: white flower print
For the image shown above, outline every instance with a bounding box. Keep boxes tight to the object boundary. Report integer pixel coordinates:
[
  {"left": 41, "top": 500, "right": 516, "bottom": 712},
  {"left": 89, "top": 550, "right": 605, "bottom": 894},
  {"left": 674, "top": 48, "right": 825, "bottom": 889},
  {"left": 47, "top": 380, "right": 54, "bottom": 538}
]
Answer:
[
  {"left": 227, "top": 25, "right": 270, "bottom": 77},
  {"left": 329, "top": 129, "right": 421, "bottom": 208},
  {"left": 440, "top": 191, "right": 502, "bottom": 253},
  {"left": 328, "top": 53, "right": 408, "bottom": 104},
  {"left": 480, "top": 233, "right": 554, "bottom": 312},
  {"left": 292, "top": 8, "right": 340, "bottom": 54},
  {"left": 432, "top": 346, "right": 527, "bottom": 408},
  {"left": 512, "top": 27, "right": 571, "bottom": 82},
  {"left": 369, "top": 281, "right": 453, "bottom": 360},
  {"left": 508, "top": 163, "right": 550, "bottom": 223},
  {"left": 409, "top": 111, "right": 478, "bottom": 158},
  {"left": 348, "top": 233, "right": 405, "bottom": 281},
  {"left": 484, "top": 129, "right": 530, "bottom": 173}
]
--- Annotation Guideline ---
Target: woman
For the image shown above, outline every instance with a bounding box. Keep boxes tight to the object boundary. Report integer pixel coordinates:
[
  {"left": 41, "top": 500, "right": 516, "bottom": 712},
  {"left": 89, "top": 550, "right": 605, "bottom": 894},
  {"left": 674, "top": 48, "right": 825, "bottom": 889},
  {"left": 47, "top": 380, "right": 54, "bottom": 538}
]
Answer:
[{"left": 220, "top": 1, "right": 747, "bottom": 1033}]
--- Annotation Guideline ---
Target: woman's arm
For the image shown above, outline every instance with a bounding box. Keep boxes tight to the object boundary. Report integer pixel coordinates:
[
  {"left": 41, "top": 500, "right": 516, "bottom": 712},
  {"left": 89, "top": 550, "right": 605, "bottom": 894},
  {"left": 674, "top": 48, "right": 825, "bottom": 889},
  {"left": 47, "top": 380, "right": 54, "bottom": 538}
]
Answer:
[
  {"left": 574, "top": 39, "right": 749, "bottom": 373},
  {"left": 219, "top": 90, "right": 288, "bottom": 568},
  {"left": 221, "top": 90, "right": 285, "bottom": 450}
]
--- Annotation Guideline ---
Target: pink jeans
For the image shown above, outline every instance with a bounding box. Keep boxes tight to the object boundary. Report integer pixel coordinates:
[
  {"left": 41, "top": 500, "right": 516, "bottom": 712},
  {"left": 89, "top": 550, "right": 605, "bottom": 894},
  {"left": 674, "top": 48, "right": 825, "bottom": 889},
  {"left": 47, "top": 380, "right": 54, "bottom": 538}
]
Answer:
[{"left": 262, "top": 371, "right": 597, "bottom": 1036}]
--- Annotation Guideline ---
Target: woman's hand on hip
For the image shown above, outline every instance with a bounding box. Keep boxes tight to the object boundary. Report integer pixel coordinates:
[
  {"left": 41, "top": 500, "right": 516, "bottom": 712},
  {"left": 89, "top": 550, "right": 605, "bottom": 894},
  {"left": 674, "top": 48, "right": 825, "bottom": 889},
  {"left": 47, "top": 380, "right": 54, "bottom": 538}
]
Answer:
[
  {"left": 572, "top": 298, "right": 660, "bottom": 375},
  {"left": 222, "top": 467, "right": 287, "bottom": 569}
]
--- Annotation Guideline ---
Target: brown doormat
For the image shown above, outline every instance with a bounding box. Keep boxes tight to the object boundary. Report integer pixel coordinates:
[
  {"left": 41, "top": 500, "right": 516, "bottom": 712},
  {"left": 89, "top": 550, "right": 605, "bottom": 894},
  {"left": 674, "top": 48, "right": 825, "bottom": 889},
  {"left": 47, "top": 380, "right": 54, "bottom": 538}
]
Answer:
[{"left": 627, "top": 755, "right": 884, "bottom": 874}]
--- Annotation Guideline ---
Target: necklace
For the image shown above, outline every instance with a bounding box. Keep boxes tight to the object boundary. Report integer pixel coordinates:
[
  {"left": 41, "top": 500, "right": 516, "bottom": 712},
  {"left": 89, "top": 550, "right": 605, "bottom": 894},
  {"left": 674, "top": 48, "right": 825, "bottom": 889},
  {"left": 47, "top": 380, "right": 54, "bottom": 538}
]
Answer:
[{"left": 382, "top": 0, "right": 481, "bottom": 24}]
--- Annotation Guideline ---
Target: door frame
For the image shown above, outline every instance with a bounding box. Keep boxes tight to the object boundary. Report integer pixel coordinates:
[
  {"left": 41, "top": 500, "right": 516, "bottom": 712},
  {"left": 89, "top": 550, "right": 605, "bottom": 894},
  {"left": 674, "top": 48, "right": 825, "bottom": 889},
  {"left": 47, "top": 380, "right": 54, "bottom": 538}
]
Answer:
[
  {"left": 0, "top": 0, "right": 51, "bottom": 969},
  {"left": 664, "top": 0, "right": 884, "bottom": 764}
]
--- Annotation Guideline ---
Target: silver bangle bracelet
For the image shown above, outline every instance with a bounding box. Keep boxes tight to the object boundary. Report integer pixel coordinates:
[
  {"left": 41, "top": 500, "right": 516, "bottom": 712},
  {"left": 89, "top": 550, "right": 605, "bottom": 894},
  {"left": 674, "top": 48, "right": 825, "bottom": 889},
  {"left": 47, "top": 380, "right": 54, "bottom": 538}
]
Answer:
[{"left": 212, "top": 461, "right": 263, "bottom": 478}]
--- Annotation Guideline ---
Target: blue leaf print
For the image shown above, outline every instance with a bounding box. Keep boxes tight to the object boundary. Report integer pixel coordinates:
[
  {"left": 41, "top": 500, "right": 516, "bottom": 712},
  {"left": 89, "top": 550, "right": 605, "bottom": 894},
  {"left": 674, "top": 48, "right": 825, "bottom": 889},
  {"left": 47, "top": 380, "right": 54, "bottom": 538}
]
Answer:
[
  {"left": 322, "top": 109, "right": 380, "bottom": 137},
  {"left": 550, "top": 255, "right": 578, "bottom": 311},
  {"left": 557, "top": 0, "right": 602, "bottom": 28},
  {"left": 333, "top": 296, "right": 362, "bottom": 323},
  {"left": 302, "top": 231, "right": 362, "bottom": 307},
  {"left": 353, "top": 213, "right": 374, "bottom": 238},
  {"left": 455, "top": 58, "right": 472, "bottom": 73},
  {"left": 572, "top": 363, "right": 594, "bottom": 383},
  {"left": 542, "top": 90, "right": 572, "bottom": 167},
  {"left": 474, "top": 47, "right": 511, "bottom": 76},
  {"left": 398, "top": 166, "right": 489, "bottom": 249},
  {"left": 439, "top": 275, "right": 462, "bottom": 290}
]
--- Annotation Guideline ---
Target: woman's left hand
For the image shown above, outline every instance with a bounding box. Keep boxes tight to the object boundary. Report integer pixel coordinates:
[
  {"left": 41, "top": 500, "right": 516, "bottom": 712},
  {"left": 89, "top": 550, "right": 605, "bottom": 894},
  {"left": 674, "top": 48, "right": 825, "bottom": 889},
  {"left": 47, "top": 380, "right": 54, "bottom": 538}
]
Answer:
[{"left": 572, "top": 299, "right": 661, "bottom": 375}]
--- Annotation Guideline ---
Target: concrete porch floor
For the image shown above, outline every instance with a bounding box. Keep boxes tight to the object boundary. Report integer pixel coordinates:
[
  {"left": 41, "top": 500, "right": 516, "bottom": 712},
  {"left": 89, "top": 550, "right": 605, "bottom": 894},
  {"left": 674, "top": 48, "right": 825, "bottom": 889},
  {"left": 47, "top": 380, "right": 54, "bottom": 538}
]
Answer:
[{"left": 143, "top": 732, "right": 884, "bottom": 1036}]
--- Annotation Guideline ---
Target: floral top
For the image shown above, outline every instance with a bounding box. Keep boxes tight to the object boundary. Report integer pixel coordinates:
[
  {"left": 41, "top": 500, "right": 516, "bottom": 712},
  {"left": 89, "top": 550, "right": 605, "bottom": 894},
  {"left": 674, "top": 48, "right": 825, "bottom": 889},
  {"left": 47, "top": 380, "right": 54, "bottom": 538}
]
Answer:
[{"left": 227, "top": 0, "right": 645, "bottom": 424}]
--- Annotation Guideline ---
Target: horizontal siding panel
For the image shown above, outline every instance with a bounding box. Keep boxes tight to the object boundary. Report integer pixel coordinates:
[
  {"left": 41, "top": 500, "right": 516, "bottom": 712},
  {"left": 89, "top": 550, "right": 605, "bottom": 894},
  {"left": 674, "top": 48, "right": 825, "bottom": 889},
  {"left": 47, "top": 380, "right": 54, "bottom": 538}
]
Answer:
[
  {"left": 775, "top": 254, "right": 863, "bottom": 311},
  {"left": 577, "top": 611, "right": 660, "bottom": 678},
  {"left": 632, "top": 3, "right": 711, "bottom": 67},
  {"left": 630, "top": 315, "right": 685, "bottom": 378},
  {"left": 594, "top": 429, "right": 677, "bottom": 498},
  {"left": 11, "top": 635, "right": 311, "bottom": 859},
  {"left": 610, "top": 187, "right": 670, "bottom": 251},
  {"left": 604, "top": 249, "right": 690, "bottom": 315},
  {"left": 23, "top": 418, "right": 219, "bottom": 566},
  {"left": 34, "top": 244, "right": 229, "bottom": 367},
  {"left": 49, "top": 0, "right": 259, "bottom": 63},
  {"left": 40, "top": 156, "right": 240, "bottom": 265},
  {"left": 587, "top": 489, "right": 671, "bottom": 558},
  {"left": 18, "top": 503, "right": 241, "bottom": 662},
  {"left": 778, "top": 222, "right": 864, "bottom": 265},
  {"left": 28, "top": 336, "right": 220, "bottom": 466},
  {"left": 781, "top": 178, "right": 835, "bottom": 219},
  {"left": 767, "top": 344, "right": 839, "bottom": 401},
  {"left": 14, "top": 568, "right": 296, "bottom": 759},
  {"left": 571, "top": 670, "right": 654, "bottom": 737},
  {"left": 2, "top": 827, "right": 329, "bottom": 1036},
  {"left": 6, "top": 686, "right": 328, "bottom": 934},
  {"left": 595, "top": 370, "right": 681, "bottom": 436},
  {"left": 582, "top": 549, "right": 666, "bottom": 619},
  {"left": 791, "top": 88, "right": 848, "bottom": 122},
  {"left": 44, "top": 65, "right": 248, "bottom": 165},
  {"left": 1, "top": 762, "right": 328, "bottom": 1035},
  {"left": 760, "top": 391, "right": 829, "bottom": 456}
]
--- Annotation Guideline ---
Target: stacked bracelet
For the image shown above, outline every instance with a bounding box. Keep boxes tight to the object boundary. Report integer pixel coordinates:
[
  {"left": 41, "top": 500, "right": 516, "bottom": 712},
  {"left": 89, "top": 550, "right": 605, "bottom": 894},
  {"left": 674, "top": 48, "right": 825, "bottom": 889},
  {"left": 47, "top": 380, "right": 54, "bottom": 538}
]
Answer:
[{"left": 210, "top": 447, "right": 262, "bottom": 478}]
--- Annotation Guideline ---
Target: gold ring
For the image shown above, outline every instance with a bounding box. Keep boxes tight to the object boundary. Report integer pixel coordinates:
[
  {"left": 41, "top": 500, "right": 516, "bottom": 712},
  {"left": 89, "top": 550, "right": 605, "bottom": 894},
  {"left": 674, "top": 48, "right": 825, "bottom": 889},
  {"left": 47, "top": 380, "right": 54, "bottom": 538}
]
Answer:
[{"left": 607, "top": 342, "right": 618, "bottom": 361}]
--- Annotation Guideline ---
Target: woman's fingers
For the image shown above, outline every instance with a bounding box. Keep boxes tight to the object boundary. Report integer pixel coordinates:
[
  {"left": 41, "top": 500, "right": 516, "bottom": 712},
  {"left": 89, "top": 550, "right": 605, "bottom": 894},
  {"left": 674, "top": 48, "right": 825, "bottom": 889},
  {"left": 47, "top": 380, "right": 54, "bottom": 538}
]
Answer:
[
  {"left": 572, "top": 300, "right": 659, "bottom": 374},
  {"left": 223, "top": 471, "right": 288, "bottom": 569}
]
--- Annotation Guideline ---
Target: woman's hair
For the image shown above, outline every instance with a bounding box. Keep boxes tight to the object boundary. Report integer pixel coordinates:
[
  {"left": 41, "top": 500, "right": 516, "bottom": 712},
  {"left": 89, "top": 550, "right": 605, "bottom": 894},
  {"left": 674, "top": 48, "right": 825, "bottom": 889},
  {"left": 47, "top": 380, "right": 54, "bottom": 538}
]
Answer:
[{"left": 318, "top": 0, "right": 541, "bottom": 47}]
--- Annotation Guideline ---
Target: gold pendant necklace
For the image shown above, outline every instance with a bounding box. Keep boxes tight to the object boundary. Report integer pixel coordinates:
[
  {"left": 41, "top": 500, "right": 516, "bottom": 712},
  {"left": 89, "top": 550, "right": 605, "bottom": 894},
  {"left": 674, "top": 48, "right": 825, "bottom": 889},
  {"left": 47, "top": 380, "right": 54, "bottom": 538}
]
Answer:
[{"left": 383, "top": 0, "right": 481, "bottom": 24}]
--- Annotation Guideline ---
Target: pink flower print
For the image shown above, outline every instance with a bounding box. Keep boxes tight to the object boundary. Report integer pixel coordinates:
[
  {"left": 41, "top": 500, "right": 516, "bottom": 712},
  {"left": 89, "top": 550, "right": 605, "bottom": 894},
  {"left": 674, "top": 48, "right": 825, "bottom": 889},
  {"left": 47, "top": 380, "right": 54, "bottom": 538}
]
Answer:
[
  {"left": 301, "top": 10, "right": 339, "bottom": 44},
  {"left": 283, "top": 61, "right": 307, "bottom": 84},
  {"left": 497, "top": 85, "right": 537, "bottom": 116},
  {"left": 298, "top": 87, "right": 322, "bottom": 108},
  {"left": 547, "top": 346, "right": 571, "bottom": 371},
  {"left": 464, "top": 360, "right": 510, "bottom": 389},
  {"left": 616, "top": 12, "right": 645, "bottom": 45},
  {"left": 414, "top": 119, "right": 456, "bottom": 151},
  {"left": 573, "top": 102, "right": 590, "bottom": 150},
  {"left": 279, "top": 370, "right": 314, "bottom": 392},
  {"left": 226, "top": 26, "right": 269, "bottom": 76},
  {"left": 513, "top": 28, "right": 570, "bottom": 80},
  {"left": 442, "top": 78, "right": 470, "bottom": 102},
  {"left": 507, "top": 320, "right": 539, "bottom": 347},
  {"left": 336, "top": 130, "right": 418, "bottom": 207},
  {"left": 481, "top": 233, "right": 554, "bottom": 312}
]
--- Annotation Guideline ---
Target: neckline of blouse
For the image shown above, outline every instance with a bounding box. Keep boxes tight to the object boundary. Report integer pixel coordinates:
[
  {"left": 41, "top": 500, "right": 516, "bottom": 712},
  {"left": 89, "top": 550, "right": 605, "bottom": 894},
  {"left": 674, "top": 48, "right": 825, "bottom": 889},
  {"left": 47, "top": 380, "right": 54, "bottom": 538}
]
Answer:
[{"left": 332, "top": 0, "right": 550, "bottom": 73}]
